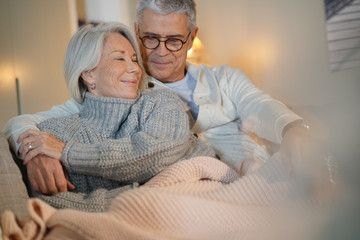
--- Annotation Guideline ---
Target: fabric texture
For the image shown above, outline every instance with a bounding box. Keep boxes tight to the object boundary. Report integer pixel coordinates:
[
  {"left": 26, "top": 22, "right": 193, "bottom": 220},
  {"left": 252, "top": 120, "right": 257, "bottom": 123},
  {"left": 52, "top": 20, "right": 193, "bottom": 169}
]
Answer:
[
  {"left": 151, "top": 63, "right": 303, "bottom": 168},
  {"left": 2, "top": 63, "right": 302, "bottom": 169},
  {"left": 0, "top": 63, "right": 302, "bottom": 220},
  {"left": 165, "top": 73, "right": 199, "bottom": 119},
  {"left": 0, "top": 132, "right": 29, "bottom": 219},
  {"left": 32, "top": 89, "right": 215, "bottom": 211},
  {"left": 2, "top": 99, "right": 82, "bottom": 156},
  {"left": 1, "top": 155, "right": 318, "bottom": 240}
]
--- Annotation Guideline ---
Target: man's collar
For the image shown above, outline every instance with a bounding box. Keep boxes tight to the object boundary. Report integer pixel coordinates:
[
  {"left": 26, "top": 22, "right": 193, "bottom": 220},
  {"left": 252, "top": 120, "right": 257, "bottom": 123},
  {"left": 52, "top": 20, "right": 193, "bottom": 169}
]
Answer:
[{"left": 186, "top": 62, "right": 201, "bottom": 82}]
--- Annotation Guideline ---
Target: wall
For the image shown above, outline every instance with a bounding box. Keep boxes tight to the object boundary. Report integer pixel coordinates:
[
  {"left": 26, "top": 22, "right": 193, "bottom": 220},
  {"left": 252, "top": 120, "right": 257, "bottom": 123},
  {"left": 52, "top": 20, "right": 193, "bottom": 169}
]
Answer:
[
  {"left": 0, "top": 0, "right": 18, "bottom": 128},
  {"left": 1, "top": 0, "right": 359, "bottom": 158},
  {"left": 196, "top": 0, "right": 359, "bottom": 104},
  {"left": 85, "top": 0, "right": 132, "bottom": 27},
  {"left": 196, "top": 0, "right": 360, "bottom": 160},
  {"left": 0, "top": 0, "right": 77, "bottom": 128}
]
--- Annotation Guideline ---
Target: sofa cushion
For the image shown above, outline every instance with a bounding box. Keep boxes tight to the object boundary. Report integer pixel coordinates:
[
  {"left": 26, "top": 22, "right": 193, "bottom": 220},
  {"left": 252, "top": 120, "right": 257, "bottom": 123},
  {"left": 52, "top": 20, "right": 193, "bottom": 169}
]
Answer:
[{"left": 0, "top": 132, "right": 29, "bottom": 219}]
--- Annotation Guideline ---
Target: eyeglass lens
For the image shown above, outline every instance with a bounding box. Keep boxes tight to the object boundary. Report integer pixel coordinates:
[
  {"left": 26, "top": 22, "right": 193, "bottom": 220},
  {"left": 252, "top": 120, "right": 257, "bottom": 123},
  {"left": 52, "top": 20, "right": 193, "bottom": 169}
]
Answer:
[{"left": 142, "top": 37, "right": 184, "bottom": 51}]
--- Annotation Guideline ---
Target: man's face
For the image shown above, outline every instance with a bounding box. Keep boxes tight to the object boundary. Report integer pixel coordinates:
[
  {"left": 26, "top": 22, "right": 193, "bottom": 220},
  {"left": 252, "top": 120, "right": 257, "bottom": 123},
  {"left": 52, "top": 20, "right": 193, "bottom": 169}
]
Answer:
[{"left": 136, "top": 9, "right": 197, "bottom": 83}]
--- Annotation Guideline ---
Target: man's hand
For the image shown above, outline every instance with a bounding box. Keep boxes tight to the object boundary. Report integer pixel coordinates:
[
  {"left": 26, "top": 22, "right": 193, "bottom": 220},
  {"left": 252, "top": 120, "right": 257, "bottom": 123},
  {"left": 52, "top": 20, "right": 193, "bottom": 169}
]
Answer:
[
  {"left": 18, "top": 129, "right": 66, "bottom": 164},
  {"left": 279, "top": 122, "right": 337, "bottom": 199},
  {"left": 26, "top": 155, "right": 75, "bottom": 194},
  {"left": 279, "top": 123, "right": 312, "bottom": 174}
]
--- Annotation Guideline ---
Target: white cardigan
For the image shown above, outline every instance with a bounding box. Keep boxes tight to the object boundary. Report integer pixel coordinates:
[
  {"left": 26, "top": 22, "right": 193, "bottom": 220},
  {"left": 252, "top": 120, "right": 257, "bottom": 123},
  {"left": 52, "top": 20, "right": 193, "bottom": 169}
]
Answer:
[
  {"left": 3, "top": 63, "right": 301, "bottom": 168},
  {"left": 152, "top": 64, "right": 301, "bottom": 167}
]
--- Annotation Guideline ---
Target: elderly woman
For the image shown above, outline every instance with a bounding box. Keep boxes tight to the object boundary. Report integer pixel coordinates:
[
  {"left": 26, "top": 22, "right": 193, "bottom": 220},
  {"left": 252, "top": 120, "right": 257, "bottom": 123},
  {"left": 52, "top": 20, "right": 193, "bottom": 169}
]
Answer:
[{"left": 17, "top": 22, "right": 215, "bottom": 212}]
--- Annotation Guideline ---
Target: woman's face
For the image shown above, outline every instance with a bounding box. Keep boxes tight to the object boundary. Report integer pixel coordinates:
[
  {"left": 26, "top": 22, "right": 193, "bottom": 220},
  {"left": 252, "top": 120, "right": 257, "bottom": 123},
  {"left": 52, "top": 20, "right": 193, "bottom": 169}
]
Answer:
[{"left": 84, "top": 32, "right": 142, "bottom": 99}]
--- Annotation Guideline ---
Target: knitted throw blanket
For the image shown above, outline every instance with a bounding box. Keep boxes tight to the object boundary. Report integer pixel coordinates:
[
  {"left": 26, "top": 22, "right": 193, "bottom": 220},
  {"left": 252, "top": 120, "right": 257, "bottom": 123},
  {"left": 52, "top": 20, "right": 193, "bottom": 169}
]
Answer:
[
  {"left": 33, "top": 89, "right": 215, "bottom": 212},
  {"left": 1, "top": 155, "right": 319, "bottom": 240}
]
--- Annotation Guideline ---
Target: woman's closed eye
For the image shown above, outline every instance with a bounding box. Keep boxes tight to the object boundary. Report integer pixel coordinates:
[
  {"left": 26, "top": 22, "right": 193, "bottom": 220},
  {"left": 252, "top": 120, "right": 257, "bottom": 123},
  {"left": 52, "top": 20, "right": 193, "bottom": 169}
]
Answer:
[{"left": 114, "top": 56, "right": 138, "bottom": 63}]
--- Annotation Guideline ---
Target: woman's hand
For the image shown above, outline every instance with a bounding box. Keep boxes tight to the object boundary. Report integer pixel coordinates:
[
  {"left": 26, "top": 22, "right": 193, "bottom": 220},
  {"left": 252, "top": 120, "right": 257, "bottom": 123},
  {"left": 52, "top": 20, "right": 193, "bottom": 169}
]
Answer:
[{"left": 18, "top": 129, "right": 66, "bottom": 164}]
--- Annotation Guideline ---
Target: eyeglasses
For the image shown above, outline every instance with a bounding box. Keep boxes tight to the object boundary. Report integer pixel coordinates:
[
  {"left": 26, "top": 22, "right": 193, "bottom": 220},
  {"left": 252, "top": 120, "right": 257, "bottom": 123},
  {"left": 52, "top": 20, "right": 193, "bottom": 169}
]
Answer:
[{"left": 138, "top": 30, "right": 191, "bottom": 52}]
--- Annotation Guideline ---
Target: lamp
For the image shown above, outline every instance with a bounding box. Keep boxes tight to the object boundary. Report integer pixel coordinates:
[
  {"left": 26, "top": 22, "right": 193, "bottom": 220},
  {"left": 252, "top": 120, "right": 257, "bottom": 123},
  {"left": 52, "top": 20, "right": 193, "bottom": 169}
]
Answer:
[
  {"left": 15, "top": 77, "right": 23, "bottom": 115},
  {"left": 187, "top": 37, "right": 209, "bottom": 65}
]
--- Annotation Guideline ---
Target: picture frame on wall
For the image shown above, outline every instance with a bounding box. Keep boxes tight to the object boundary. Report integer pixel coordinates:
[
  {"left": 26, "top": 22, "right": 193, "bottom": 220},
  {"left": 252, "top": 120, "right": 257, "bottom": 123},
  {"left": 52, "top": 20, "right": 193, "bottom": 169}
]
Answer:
[{"left": 324, "top": 0, "right": 360, "bottom": 71}]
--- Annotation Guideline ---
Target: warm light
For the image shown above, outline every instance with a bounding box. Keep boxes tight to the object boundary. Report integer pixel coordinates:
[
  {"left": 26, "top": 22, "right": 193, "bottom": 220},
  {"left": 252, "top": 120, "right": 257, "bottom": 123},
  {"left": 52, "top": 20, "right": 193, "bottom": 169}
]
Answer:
[
  {"left": 0, "top": 64, "right": 15, "bottom": 88},
  {"left": 187, "top": 37, "right": 209, "bottom": 65},
  {"left": 187, "top": 48, "right": 193, "bottom": 55},
  {"left": 187, "top": 37, "right": 203, "bottom": 56},
  {"left": 246, "top": 37, "right": 278, "bottom": 77},
  {"left": 0, "top": 63, "right": 22, "bottom": 115}
]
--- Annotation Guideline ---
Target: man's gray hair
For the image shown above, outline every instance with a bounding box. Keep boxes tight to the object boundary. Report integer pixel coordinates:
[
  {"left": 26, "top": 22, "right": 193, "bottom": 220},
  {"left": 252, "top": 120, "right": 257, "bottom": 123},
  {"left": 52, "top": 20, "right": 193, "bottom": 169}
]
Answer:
[
  {"left": 64, "top": 22, "right": 148, "bottom": 103},
  {"left": 136, "top": 0, "right": 197, "bottom": 31}
]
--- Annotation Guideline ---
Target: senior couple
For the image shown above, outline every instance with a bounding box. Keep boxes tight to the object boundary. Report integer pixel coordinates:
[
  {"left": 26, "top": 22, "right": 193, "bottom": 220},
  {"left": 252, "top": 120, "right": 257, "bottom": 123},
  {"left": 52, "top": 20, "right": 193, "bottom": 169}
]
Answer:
[{"left": 3, "top": 0, "right": 307, "bottom": 212}]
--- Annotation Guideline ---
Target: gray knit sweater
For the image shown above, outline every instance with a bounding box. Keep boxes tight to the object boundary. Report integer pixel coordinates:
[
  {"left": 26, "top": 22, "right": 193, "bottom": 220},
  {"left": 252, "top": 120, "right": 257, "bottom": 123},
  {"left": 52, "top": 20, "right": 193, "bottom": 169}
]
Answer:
[{"left": 35, "top": 89, "right": 215, "bottom": 212}]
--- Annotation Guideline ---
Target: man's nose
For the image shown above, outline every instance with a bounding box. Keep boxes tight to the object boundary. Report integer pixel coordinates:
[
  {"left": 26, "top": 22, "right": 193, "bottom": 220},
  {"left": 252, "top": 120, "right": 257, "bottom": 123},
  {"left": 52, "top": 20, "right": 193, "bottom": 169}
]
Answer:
[{"left": 154, "top": 41, "right": 170, "bottom": 56}]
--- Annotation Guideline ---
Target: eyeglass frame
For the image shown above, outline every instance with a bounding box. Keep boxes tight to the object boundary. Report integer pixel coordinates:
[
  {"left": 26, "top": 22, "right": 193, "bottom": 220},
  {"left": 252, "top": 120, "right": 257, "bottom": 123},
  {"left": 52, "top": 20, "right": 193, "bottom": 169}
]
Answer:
[{"left": 137, "top": 28, "right": 192, "bottom": 52}]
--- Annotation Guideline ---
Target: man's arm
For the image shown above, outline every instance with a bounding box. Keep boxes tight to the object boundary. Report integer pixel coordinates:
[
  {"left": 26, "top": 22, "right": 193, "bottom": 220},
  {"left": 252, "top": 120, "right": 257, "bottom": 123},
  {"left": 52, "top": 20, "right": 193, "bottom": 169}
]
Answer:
[
  {"left": 225, "top": 65, "right": 324, "bottom": 181},
  {"left": 2, "top": 98, "right": 82, "bottom": 155},
  {"left": 224, "top": 65, "right": 302, "bottom": 144},
  {"left": 1, "top": 99, "right": 81, "bottom": 195}
]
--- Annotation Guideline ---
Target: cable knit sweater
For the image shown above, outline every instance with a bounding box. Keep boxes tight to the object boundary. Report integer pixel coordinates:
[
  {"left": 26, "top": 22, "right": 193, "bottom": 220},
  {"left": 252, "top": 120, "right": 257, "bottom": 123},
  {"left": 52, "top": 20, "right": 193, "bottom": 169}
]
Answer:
[{"left": 34, "top": 89, "right": 215, "bottom": 212}]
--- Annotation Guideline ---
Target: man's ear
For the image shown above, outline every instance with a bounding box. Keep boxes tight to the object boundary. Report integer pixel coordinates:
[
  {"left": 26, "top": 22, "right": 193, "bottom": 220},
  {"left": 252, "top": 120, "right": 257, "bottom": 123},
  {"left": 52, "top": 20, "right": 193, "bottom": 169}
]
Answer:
[{"left": 188, "top": 27, "right": 198, "bottom": 50}]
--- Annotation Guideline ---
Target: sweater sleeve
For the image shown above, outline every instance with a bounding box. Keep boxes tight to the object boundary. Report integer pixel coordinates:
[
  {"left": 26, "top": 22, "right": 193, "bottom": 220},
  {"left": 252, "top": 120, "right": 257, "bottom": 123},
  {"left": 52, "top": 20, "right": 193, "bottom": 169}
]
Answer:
[
  {"left": 62, "top": 90, "right": 196, "bottom": 183},
  {"left": 224, "top": 65, "right": 302, "bottom": 144},
  {"left": 1, "top": 99, "right": 82, "bottom": 156}
]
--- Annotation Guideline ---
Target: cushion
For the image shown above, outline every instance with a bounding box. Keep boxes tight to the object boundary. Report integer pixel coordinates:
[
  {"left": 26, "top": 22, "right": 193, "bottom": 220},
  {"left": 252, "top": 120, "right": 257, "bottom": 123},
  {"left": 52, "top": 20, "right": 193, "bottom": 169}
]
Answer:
[{"left": 0, "top": 132, "right": 29, "bottom": 219}]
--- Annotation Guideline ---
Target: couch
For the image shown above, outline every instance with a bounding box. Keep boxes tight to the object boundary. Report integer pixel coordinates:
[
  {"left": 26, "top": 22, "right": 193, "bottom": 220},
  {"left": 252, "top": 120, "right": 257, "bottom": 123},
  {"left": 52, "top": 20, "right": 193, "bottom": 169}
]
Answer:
[{"left": 0, "top": 132, "right": 29, "bottom": 219}]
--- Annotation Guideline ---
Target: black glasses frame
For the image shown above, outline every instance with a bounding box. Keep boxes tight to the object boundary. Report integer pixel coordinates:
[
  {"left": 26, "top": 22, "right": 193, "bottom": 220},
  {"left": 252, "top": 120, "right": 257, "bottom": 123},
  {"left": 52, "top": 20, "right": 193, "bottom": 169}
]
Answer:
[{"left": 138, "top": 30, "right": 192, "bottom": 52}]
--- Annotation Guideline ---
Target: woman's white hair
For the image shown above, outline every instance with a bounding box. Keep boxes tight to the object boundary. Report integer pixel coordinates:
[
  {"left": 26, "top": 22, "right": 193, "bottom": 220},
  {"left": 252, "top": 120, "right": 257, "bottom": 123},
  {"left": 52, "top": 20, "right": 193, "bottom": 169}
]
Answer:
[{"left": 64, "top": 22, "right": 149, "bottom": 103}]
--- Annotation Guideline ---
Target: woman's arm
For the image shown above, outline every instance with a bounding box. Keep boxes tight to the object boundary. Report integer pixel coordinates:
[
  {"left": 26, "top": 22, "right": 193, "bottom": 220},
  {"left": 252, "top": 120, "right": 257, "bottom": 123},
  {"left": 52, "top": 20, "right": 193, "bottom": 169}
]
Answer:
[{"left": 62, "top": 90, "right": 196, "bottom": 183}]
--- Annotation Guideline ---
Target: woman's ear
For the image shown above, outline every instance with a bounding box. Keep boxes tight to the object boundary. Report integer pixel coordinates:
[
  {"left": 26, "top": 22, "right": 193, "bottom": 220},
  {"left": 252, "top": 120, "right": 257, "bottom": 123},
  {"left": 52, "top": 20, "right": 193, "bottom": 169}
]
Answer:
[{"left": 81, "top": 70, "right": 93, "bottom": 85}]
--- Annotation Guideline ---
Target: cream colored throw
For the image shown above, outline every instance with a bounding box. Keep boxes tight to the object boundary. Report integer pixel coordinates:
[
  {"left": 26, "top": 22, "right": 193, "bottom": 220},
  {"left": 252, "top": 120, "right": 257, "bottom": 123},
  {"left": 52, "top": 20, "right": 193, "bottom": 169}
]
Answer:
[{"left": 1, "top": 155, "right": 316, "bottom": 240}]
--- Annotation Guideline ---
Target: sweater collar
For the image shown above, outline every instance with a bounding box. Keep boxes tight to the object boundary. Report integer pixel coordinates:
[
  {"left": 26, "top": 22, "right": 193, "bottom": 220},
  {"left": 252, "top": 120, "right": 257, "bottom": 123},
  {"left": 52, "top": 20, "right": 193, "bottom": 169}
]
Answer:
[{"left": 79, "top": 92, "right": 139, "bottom": 137}]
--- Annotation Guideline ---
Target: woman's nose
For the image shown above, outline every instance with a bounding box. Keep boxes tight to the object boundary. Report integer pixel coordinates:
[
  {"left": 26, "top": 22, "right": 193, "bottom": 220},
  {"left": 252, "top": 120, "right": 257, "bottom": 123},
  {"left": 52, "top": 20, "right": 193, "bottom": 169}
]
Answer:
[{"left": 127, "top": 61, "right": 140, "bottom": 74}]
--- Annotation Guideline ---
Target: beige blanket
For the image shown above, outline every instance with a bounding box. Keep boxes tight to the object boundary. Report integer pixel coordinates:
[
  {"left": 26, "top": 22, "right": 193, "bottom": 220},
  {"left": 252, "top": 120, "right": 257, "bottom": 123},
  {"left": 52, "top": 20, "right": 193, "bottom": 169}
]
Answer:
[{"left": 1, "top": 155, "right": 316, "bottom": 240}]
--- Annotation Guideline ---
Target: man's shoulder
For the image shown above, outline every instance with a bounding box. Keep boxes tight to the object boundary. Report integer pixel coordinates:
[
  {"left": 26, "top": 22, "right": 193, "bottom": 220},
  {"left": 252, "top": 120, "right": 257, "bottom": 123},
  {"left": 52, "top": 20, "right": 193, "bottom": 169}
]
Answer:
[
  {"left": 140, "top": 88, "right": 183, "bottom": 109},
  {"left": 187, "top": 64, "right": 248, "bottom": 89},
  {"left": 142, "top": 88, "right": 178, "bottom": 99},
  {"left": 188, "top": 63, "right": 245, "bottom": 79},
  {"left": 188, "top": 62, "right": 234, "bottom": 71}
]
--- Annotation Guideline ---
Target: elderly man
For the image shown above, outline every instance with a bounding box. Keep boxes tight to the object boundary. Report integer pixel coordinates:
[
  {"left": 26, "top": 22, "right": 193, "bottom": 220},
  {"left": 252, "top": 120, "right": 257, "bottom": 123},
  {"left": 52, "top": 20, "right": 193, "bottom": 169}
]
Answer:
[{"left": 3, "top": 0, "right": 308, "bottom": 194}]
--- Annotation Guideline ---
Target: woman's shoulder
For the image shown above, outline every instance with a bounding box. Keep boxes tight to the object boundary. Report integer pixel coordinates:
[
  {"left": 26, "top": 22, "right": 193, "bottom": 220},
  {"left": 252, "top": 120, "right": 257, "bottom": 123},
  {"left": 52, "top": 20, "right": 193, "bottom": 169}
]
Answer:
[{"left": 137, "top": 88, "right": 185, "bottom": 115}]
